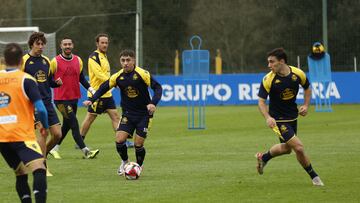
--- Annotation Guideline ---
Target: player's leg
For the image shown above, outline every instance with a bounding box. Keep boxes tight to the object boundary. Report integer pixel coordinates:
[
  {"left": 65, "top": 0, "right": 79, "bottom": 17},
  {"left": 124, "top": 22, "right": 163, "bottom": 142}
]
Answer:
[
  {"left": 256, "top": 122, "right": 292, "bottom": 175},
  {"left": 286, "top": 136, "right": 323, "bottom": 185},
  {"left": 107, "top": 109, "right": 133, "bottom": 148},
  {"left": 1, "top": 143, "right": 32, "bottom": 203},
  {"left": 47, "top": 124, "right": 62, "bottom": 155},
  {"left": 81, "top": 99, "right": 104, "bottom": 140},
  {"left": 115, "top": 131, "right": 132, "bottom": 175},
  {"left": 19, "top": 141, "right": 47, "bottom": 202},
  {"left": 9, "top": 142, "right": 47, "bottom": 202},
  {"left": 14, "top": 163, "right": 32, "bottom": 203},
  {"left": 25, "top": 159, "right": 47, "bottom": 203},
  {"left": 134, "top": 135, "right": 146, "bottom": 167},
  {"left": 106, "top": 109, "right": 120, "bottom": 131},
  {"left": 35, "top": 122, "right": 47, "bottom": 157},
  {"left": 286, "top": 136, "right": 309, "bottom": 166},
  {"left": 115, "top": 115, "right": 135, "bottom": 175},
  {"left": 49, "top": 114, "right": 70, "bottom": 159},
  {"left": 105, "top": 98, "right": 134, "bottom": 147},
  {"left": 80, "top": 112, "right": 97, "bottom": 140},
  {"left": 34, "top": 122, "right": 53, "bottom": 176},
  {"left": 256, "top": 143, "right": 292, "bottom": 174},
  {"left": 54, "top": 102, "right": 72, "bottom": 147},
  {"left": 66, "top": 104, "right": 88, "bottom": 150},
  {"left": 134, "top": 115, "right": 152, "bottom": 168},
  {"left": 59, "top": 102, "right": 99, "bottom": 158},
  {"left": 260, "top": 143, "right": 292, "bottom": 162},
  {"left": 45, "top": 104, "right": 62, "bottom": 155}
]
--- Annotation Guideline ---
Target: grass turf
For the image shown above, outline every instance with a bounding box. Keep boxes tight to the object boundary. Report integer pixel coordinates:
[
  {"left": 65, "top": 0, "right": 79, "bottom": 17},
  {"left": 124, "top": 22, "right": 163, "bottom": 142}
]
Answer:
[{"left": 0, "top": 104, "right": 359, "bottom": 202}]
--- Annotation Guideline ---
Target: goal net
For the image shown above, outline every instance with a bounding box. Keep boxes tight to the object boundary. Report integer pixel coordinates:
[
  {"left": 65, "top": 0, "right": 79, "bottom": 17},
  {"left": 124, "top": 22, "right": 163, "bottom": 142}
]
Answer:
[{"left": 0, "top": 27, "right": 56, "bottom": 65}]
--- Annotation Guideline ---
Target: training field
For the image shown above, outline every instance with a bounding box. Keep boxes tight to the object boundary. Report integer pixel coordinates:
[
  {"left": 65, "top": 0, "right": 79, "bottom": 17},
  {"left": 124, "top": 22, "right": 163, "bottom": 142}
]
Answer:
[{"left": 0, "top": 105, "right": 359, "bottom": 202}]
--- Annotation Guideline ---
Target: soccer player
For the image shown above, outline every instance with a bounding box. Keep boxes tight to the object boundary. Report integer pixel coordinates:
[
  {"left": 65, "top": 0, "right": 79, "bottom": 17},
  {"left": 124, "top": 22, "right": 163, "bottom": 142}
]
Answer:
[
  {"left": 1, "top": 43, "right": 48, "bottom": 203},
  {"left": 83, "top": 49, "right": 162, "bottom": 175},
  {"left": 49, "top": 37, "right": 99, "bottom": 159},
  {"left": 80, "top": 33, "right": 133, "bottom": 148},
  {"left": 21, "top": 32, "right": 62, "bottom": 176},
  {"left": 256, "top": 48, "right": 324, "bottom": 186}
]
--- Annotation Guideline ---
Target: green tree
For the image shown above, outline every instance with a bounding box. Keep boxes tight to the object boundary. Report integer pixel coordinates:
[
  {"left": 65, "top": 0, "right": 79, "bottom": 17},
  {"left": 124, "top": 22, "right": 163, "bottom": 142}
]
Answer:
[{"left": 187, "top": 0, "right": 285, "bottom": 73}]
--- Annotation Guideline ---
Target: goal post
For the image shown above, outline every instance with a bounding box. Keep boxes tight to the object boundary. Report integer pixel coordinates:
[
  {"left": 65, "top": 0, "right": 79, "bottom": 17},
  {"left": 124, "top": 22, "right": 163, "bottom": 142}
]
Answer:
[{"left": 0, "top": 27, "right": 56, "bottom": 60}]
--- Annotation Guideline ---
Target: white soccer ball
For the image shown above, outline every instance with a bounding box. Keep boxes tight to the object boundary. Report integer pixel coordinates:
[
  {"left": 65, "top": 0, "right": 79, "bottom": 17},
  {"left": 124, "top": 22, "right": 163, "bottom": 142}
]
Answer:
[{"left": 124, "top": 162, "right": 141, "bottom": 180}]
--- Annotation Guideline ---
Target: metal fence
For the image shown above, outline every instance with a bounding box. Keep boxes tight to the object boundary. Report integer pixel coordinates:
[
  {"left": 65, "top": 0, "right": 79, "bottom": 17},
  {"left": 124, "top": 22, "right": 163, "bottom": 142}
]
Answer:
[{"left": 0, "top": 0, "right": 358, "bottom": 74}]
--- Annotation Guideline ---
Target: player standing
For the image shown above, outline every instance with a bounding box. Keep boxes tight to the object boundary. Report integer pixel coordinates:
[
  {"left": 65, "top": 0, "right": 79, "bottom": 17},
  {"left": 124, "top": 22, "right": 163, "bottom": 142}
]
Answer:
[
  {"left": 21, "top": 32, "right": 62, "bottom": 176},
  {"left": 256, "top": 48, "right": 324, "bottom": 186},
  {"left": 83, "top": 49, "right": 162, "bottom": 175},
  {"left": 1, "top": 43, "right": 48, "bottom": 203},
  {"left": 80, "top": 33, "right": 133, "bottom": 148}
]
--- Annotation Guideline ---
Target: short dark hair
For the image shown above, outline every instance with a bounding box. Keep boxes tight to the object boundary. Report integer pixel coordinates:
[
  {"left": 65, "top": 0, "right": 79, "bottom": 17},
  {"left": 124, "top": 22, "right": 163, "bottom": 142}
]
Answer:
[
  {"left": 95, "top": 33, "right": 109, "bottom": 42},
  {"left": 267, "top": 47, "right": 287, "bottom": 63},
  {"left": 4, "top": 43, "right": 23, "bottom": 66},
  {"left": 28, "top": 32, "right": 47, "bottom": 49},
  {"left": 60, "top": 36, "right": 72, "bottom": 44},
  {"left": 119, "top": 49, "right": 135, "bottom": 58}
]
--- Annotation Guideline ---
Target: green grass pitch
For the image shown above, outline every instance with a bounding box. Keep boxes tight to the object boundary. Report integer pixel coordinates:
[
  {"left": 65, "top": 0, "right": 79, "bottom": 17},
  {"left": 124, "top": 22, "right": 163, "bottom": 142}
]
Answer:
[{"left": 0, "top": 105, "right": 359, "bottom": 202}]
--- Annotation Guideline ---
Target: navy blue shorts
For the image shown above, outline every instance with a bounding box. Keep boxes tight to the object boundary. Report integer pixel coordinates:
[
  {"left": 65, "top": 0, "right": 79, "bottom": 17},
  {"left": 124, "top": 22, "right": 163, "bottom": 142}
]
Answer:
[
  {"left": 117, "top": 115, "right": 153, "bottom": 138},
  {"left": 87, "top": 97, "right": 116, "bottom": 115},
  {"left": 0, "top": 141, "right": 44, "bottom": 170},
  {"left": 276, "top": 120, "right": 298, "bottom": 143},
  {"left": 35, "top": 102, "right": 60, "bottom": 127},
  {"left": 54, "top": 100, "right": 78, "bottom": 119}
]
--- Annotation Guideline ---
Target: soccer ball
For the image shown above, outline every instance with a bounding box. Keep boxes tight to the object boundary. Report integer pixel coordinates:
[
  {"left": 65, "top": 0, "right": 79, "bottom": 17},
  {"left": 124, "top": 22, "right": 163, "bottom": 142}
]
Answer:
[{"left": 124, "top": 162, "right": 141, "bottom": 180}]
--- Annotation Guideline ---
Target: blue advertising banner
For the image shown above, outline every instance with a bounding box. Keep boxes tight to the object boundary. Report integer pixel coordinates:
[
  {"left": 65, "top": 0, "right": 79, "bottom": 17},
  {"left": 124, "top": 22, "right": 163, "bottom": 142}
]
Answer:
[{"left": 78, "top": 72, "right": 360, "bottom": 106}]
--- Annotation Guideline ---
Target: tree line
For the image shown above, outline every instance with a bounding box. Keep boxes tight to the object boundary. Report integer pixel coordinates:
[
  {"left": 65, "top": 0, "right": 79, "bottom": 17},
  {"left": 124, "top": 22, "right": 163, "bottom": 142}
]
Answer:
[{"left": 0, "top": 0, "right": 359, "bottom": 74}]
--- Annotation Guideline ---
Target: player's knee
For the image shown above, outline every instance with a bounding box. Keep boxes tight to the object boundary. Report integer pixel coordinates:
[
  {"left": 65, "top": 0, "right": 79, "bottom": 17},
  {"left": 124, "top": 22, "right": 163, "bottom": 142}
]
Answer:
[
  {"left": 15, "top": 166, "right": 27, "bottom": 176},
  {"left": 115, "top": 134, "right": 127, "bottom": 143},
  {"left": 285, "top": 145, "right": 292, "bottom": 154},
  {"left": 85, "top": 114, "right": 97, "bottom": 124},
  {"left": 53, "top": 131, "right": 62, "bottom": 141},
  {"left": 113, "top": 114, "right": 120, "bottom": 122},
  {"left": 293, "top": 144, "right": 304, "bottom": 154}
]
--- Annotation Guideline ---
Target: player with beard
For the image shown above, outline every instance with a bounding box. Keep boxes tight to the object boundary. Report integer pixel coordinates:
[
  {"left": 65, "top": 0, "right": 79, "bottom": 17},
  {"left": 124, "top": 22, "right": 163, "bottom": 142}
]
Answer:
[{"left": 49, "top": 37, "right": 99, "bottom": 159}]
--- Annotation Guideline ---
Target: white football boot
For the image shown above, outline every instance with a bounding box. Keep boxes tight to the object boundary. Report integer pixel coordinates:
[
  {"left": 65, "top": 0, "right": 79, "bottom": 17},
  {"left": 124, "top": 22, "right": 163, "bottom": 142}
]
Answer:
[
  {"left": 117, "top": 160, "right": 129, "bottom": 176},
  {"left": 312, "top": 176, "right": 324, "bottom": 186}
]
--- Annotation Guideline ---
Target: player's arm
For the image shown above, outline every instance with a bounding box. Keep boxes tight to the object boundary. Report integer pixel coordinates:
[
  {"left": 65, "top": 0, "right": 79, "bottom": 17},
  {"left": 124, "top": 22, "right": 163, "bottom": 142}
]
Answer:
[
  {"left": 83, "top": 71, "right": 118, "bottom": 106},
  {"left": 149, "top": 76, "right": 162, "bottom": 106},
  {"left": 83, "top": 71, "right": 119, "bottom": 106},
  {"left": 88, "top": 57, "right": 109, "bottom": 82},
  {"left": 79, "top": 70, "right": 90, "bottom": 89},
  {"left": 83, "top": 80, "right": 111, "bottom": 106},
  {"left": 79, "top": 70, "right": 96, "bottom": 95},
  {"left": 258, "top": 82, "right": 276, "bottom": 128},
  {"left": 299, "top": 78, "right": 311, "bottom": 116},
  {"left": 143, "top": 73, "right": 162, "bottom": 115},
  {"left": 24, "top": 78, "right": 49, "bottom": 129},
  {"left": 48, "top": 58, "right": 62, "bottom": 88},
  {"left": 78, "top": 57, "right": 95, "bottom": 94}
]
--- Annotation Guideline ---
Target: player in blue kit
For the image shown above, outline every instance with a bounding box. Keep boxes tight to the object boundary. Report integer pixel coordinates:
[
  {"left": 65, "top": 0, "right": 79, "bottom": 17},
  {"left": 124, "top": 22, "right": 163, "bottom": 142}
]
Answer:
[
  {"left": 256, "top": 48, "right": 324, "bottom": 186},
  {"left": 83, "top": 49, "right": 162, "bottom": 175},
  {"left": 21, "top": 32, "right": 62, "bottom": 176}
]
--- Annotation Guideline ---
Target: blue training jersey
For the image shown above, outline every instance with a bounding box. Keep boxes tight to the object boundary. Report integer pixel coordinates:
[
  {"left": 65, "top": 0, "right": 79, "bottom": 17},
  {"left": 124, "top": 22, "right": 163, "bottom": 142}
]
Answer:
[{"left": 21, "top": 54, "right": 53, "bottom": 103}]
